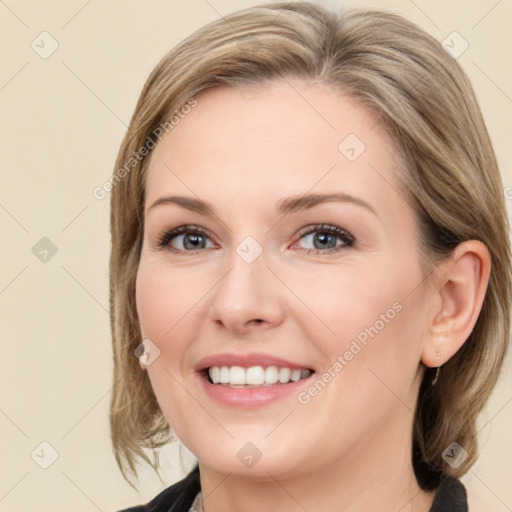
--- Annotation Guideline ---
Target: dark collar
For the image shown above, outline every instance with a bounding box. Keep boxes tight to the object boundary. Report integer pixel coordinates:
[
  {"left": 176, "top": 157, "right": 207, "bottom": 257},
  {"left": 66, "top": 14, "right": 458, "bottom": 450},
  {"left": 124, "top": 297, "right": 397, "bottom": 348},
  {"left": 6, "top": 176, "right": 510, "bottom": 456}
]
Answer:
[{"left": 429, "top": 476, "right": 468, "bottom": 512}]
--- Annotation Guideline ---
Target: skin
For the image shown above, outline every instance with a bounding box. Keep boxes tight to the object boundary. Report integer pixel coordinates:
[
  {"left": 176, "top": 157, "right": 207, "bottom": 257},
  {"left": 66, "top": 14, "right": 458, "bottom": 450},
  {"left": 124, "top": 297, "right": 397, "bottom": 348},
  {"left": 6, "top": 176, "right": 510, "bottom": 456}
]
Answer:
[{"left": 135, "top": 79, "right": 490, "bottom": 512}]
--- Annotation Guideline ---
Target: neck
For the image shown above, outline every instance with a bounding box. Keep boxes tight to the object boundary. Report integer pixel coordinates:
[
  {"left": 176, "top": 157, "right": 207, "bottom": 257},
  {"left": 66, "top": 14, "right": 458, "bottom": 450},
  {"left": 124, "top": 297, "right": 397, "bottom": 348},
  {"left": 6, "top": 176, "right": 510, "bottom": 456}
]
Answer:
[{"left": 197, "top": 411, "right": 435, "bottom": 512}]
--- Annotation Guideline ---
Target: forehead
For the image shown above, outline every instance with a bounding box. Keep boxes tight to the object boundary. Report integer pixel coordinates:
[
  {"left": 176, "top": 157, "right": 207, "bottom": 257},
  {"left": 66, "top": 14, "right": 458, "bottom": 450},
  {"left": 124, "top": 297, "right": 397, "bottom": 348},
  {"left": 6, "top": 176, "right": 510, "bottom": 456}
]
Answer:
[{"left": 144, "top": 79, "right": 404, "bottom": 211}]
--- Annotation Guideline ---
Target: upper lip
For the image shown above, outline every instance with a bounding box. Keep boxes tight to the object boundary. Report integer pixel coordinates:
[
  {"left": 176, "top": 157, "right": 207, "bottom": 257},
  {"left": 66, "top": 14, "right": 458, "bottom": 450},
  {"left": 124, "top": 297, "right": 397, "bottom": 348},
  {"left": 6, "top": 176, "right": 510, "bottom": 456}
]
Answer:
[{"left": 194, "top": 352, "right": 314, "bottom": 372}]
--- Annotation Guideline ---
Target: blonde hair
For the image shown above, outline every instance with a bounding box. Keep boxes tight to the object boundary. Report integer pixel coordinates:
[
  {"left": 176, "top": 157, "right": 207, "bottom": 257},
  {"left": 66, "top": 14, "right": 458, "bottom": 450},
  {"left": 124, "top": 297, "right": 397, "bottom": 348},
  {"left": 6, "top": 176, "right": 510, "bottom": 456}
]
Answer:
[{"left": 109, "top": 2, "right": 511, "bottom": 490}]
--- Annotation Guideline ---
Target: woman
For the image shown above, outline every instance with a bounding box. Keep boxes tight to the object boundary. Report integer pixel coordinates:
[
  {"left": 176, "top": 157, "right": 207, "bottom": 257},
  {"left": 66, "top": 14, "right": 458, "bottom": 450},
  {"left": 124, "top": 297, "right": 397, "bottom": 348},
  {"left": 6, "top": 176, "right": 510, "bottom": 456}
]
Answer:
[{"left": 109, "top": 3, "right": 511, "bottom": 511}]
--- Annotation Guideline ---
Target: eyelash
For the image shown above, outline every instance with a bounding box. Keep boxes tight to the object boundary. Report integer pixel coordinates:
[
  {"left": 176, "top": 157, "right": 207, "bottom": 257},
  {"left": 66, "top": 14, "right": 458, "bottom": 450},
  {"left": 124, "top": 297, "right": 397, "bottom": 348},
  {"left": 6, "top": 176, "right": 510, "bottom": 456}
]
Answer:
[
  {"left": 155, "top": 223, "right": 355, "bottom": 254},
  {"left": 295, "top": 223, "right": 355, "bottom": 253}
]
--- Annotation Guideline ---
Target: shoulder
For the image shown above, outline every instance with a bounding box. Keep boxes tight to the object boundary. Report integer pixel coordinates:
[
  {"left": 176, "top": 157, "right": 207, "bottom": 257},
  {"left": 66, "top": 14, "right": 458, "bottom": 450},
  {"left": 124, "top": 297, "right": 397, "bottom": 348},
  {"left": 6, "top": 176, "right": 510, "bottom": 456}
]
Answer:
[
  {"left": 429, "top": 476, "right": 468, "bottom": 512},
  {"left": 116, "top": 464, "right": 200, "bottom": 512}
]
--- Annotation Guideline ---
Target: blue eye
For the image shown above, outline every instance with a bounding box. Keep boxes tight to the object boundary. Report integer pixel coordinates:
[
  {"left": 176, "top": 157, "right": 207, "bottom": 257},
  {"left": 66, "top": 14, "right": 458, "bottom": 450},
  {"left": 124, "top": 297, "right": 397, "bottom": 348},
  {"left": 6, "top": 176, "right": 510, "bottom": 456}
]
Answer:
[
  {"left": 155, "top": 223, "right": 355, "bottom": 254},
  {"left": 295, "top": 224, "right": 355, "bottom": 253},
  {"left": 156, "top": 225, "right": 214, "bottom": 251}
]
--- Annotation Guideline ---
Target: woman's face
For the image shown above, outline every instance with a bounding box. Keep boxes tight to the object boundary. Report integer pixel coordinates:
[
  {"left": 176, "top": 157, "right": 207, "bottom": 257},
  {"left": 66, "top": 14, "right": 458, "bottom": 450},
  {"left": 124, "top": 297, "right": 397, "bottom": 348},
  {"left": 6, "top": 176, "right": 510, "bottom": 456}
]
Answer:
[{"left": 136, "top": 80, "right": 437, "bottom": 480}]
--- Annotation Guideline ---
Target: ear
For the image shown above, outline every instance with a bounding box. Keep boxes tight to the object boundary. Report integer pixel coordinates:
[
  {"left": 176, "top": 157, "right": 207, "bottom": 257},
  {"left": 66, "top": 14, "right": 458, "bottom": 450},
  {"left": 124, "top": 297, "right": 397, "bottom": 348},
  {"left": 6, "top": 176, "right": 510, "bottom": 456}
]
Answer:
[{"left": 421, "top": 240, "right": 491, "bottom": 368}]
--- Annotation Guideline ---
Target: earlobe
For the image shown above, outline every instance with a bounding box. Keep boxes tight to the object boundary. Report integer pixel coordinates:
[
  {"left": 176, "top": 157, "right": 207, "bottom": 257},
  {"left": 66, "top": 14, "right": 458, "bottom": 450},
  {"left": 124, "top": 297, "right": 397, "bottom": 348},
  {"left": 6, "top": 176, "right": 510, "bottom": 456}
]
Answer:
[{"left": 421, "top": 240, "right": 491, "bottom": 368}]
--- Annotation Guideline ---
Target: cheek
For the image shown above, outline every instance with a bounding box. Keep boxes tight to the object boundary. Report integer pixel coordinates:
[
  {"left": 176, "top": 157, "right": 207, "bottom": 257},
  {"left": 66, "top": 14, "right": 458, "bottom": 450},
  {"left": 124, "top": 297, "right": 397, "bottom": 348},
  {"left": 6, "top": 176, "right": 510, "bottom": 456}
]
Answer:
[
  {"left": 287, "top": 264, "right": 397, "bottom": 338},
  {"left": 135, "top": 263, "right": 198, "bottom": 424},
  {"left": 135, "top": 261, "right": 199, "bottom": 342},
  {"left": 135, "top": 266, "right": 166, "bottom": 340},
  {"left": 290, "top": 263, "right": 424, "bottom": 377},
  {"left": 291, "top": 270, "right": 424, "bottom": 435}
]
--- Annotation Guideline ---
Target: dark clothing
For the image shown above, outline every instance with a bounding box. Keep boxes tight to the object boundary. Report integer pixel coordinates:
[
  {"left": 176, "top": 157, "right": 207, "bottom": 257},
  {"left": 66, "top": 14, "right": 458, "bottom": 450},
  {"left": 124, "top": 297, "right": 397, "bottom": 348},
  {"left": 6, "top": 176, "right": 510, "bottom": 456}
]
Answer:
[
  {"left": 117, "top": 464, "right": 468, "bottom": 512},
  {"left": 118, "top": 466, "right": 200, "bottom": 512},
  {"left": 428, "top": 475, "right": 468, "bottom": 511}
]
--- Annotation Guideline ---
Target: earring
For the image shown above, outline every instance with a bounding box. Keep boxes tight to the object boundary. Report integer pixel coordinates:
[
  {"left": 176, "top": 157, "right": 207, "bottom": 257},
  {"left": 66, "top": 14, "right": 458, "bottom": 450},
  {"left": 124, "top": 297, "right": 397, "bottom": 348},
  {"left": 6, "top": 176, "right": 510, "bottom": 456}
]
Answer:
[{"left": 431, "top": 351, "right": 441, "bottom": 386}]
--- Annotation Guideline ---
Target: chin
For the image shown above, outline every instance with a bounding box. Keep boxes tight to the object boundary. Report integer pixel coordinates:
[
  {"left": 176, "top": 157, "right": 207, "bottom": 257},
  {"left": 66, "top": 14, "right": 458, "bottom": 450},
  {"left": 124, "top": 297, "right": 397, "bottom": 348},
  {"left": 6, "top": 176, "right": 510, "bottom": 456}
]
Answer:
[{"left": 180, "top": 431, "right": 308, "bottom": 480}]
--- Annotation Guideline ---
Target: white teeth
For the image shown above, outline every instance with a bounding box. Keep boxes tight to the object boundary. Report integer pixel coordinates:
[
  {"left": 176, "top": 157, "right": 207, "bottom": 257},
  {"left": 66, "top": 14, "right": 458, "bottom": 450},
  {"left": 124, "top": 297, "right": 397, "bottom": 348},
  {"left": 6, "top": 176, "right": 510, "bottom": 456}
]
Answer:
[
  {"left": 210, "top": 366, "right": 220, "bottom": 384},
  {"left": 229, "top": 366, "right": 246, "bottom": 385},
  {"left": 246, "top": 366, "right": 265, "bottom": 385},
  {"left": 278, "top": 367, "right": 291, "bottom": 383},
  {"left": 207, "top": 365, "right": 312, "bottom": 386},
  {"left": 290, "top": 369, "right": 302, "bottom": 382},
  {"left": 264, "top": 366, "right": 279, "bottom": 384},
  {"left": 219, "top": 366, "right": 230, "bottom": 384}
]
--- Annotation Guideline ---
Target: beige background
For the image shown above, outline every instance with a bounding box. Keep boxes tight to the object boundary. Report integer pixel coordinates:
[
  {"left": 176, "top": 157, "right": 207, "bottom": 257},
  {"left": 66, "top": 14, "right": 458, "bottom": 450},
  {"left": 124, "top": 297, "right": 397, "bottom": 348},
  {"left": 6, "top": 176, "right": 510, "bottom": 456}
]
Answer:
[{"left": 0, "top": 0, "right": 511, "bottom": 510}]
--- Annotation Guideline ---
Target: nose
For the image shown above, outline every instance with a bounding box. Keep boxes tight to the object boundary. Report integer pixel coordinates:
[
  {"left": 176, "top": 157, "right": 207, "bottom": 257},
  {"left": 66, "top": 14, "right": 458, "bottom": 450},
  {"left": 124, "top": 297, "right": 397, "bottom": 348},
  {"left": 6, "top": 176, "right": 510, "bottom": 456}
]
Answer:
[{"left": 208, "top": 249, "right": 284, "bottom": 336}]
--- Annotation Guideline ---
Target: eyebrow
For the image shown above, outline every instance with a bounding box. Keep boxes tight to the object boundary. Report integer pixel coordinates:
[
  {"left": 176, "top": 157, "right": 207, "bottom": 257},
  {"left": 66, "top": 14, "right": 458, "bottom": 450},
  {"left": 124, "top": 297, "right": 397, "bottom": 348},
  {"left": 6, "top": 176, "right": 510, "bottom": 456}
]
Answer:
[{"left": 147, "top": 192, "right": 378, "bottom": 217}]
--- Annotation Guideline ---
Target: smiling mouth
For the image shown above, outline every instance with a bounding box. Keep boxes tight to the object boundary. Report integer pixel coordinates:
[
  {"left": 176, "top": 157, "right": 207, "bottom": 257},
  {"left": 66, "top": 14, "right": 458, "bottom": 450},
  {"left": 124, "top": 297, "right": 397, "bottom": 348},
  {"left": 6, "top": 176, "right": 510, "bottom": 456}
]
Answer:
[{"left": 204, "top": 365, "right": 314, "bottom": 387}]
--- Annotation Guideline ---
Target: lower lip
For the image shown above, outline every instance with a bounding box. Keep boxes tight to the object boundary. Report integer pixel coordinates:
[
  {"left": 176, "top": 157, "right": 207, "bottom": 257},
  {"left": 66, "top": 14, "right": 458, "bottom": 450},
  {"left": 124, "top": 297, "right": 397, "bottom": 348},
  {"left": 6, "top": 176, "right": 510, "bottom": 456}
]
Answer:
[{"left": 197, "top": 372, "right": 314, "bottom": 407}]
